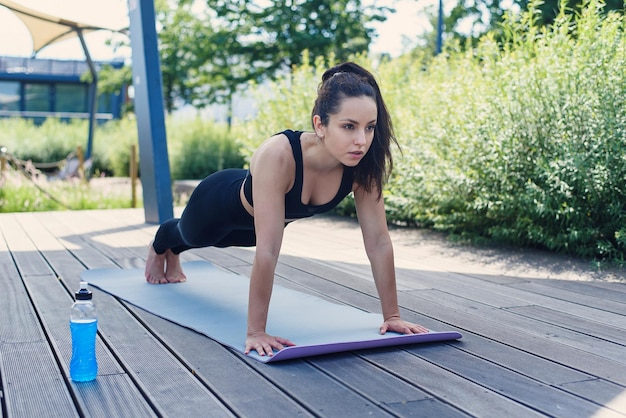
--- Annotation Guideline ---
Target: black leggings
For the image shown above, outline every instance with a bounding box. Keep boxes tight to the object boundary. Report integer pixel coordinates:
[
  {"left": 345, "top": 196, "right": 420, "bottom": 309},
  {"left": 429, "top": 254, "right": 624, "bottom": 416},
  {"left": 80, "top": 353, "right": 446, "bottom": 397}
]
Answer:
[{"left": 152, "top": 169, "right": 256, "bottom": 254}]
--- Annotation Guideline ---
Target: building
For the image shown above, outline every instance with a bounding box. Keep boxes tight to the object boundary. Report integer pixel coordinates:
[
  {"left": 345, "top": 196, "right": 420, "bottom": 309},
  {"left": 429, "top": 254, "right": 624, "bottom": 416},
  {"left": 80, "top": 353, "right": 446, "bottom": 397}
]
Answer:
[{"left": 0, "top": 55, "right": 125, "bottom": 124}]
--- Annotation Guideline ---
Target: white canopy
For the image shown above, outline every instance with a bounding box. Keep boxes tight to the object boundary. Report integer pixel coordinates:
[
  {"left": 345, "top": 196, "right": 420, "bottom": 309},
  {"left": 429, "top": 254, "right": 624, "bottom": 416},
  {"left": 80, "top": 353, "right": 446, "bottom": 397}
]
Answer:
[{"left": 0, "top": 0, "right": 125, "bottom": 55}]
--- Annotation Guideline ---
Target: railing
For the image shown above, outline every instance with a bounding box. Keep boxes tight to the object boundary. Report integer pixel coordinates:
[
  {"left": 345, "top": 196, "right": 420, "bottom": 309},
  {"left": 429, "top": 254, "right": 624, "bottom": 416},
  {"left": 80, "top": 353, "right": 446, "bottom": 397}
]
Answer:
[
  {"left": 0, "top": 110, "right": 113, "bottom": 120},
  {"left": 0, "top": 56, "right": 93, "bottom": 77}
]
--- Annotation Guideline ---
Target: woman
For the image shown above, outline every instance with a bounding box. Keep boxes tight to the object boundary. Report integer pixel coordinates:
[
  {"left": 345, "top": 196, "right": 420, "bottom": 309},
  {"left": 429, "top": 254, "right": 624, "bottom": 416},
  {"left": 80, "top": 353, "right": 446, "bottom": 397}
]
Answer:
[{"left": 145, "top": 62, "right": 429, "bottom": 357}]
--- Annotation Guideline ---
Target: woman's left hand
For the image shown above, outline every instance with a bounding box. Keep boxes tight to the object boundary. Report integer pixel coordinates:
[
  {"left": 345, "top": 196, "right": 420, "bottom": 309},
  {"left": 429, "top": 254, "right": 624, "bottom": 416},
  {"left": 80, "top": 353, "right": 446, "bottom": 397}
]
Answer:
[{"left": 380, "top": 316, "right": 430, "bottom": 335}]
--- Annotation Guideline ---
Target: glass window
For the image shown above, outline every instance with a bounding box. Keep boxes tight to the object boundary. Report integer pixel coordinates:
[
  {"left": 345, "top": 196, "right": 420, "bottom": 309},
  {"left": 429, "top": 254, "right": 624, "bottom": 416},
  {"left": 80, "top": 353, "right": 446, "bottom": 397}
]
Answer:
[
  {"left": 56, "top": 83, "right": 87, "bottom": 113},
  {"left": 98, "top": 93, "right": 111, "bottom": 113},
  {"left": 24, "top": 83, "right": 50, "bottom": 112},
  {"left": 0, "top": 81, "right": 20, "bottom": 111}
]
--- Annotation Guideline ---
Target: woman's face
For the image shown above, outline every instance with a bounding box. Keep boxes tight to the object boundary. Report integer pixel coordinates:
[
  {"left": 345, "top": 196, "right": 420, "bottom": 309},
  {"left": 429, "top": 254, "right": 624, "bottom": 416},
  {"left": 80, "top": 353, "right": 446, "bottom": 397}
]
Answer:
[{"left": 317, "top": 95, "right": 377, "bottom": 167}]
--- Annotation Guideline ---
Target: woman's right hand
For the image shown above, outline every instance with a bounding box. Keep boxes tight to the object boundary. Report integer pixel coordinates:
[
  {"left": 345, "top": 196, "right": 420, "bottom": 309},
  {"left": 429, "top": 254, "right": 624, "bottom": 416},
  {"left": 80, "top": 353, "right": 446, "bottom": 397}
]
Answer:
[{"left": 245, "top": 331, "right": 296, "bottom": 357}]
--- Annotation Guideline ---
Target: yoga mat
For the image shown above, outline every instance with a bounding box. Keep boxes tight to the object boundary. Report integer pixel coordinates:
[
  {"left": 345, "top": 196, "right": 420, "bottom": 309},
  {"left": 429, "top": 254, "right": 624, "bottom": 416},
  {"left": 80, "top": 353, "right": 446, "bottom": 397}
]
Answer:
[{"left": 82, "top": 261, "right": 462, "bottom": 363}]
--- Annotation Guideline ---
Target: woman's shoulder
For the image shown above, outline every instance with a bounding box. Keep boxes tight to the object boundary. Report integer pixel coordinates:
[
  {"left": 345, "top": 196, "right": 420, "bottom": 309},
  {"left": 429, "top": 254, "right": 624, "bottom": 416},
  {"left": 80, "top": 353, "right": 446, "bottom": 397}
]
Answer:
[{"left": 250, "top": 132, "right": 294, "bottom": 170}]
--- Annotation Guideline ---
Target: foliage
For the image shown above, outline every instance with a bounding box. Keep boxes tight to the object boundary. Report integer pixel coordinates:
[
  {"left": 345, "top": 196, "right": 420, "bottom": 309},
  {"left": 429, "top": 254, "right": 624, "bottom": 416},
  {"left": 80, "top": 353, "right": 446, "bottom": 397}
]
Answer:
[
  {"left": 152, "top": 0, "right": 391, "bottom": 111},
  {"left": 395, "top": 0, "right": 626, "bottom": 260},
  {"left": 96, "top": 65, "right": 134, "bottom": 115},
  {"left": 0, "top": 118, "right": 88, "bottom": 164},
  {"left": 0, "top": 174, "right": 139, "bottom": 212},
  {"left": 0, "top": 114, "right": 245, "bottom": 211},
  {"left": 417, "top": 0, "right": 623, "bottom": 54},
  {"left": 94, "top": 118, "right": 140, "bottom": 177},
  {"left": 0, "top": 116, "right": 244, "bottom": 181},
  {"left": 167, "top": 117, "right": 246, "bottom": 179},
  {"left": 240, "top": 1, "right": 626, "bottom": 261},
  {"left": 156, "top": 1, "right": 216, "bottom": 112},
  {"left": 517, "top": 0, "right": 623, "bottom": 26}
]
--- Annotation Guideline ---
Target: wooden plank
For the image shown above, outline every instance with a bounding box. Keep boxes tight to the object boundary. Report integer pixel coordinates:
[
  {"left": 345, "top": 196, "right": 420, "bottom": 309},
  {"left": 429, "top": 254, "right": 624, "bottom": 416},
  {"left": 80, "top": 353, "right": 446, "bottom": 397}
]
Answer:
[
  {"left": 3, "top": 208, "right": 625, "bottom": 417},
  {"left": 407, "top": 289, "right": 626, "bottom": 364},
  {"left": 22, "top": 272, "right": 158, "bottom": 417},
  {"left": 127, "top": 269, "right": 453, "bottom": 417},
  {"left": 18, "top": 212, "right": 234, "bottom": 417},
  {"left": 309, "top": 353, "right": 471, "bottom": 417},
  {"left": 398, "top": 268, "right": 626, "bottom": 329},
  {"left": 506, "top": 305, "right": 626, "bottom": 345},
  {"left": 242, "top": 357, "right": 400, "bottom": 417},
  {"left": 0, "top": 223, "right": 78, "bottom": 418},
  {"left": 3, "top": 215, "right": 158, "bottom": 417},
  {"left": 268, "top": 250, "right": 626, "bottom": 412},
  {"left": 223, "top": 246, "right": 595, "bottom": 416},
  {"left": 130, "top": 306, "right": 315, "bottom": 417},
  {"left": 362, "top": 348, "right": 544, "bottom": 418},
  {"left": 0, "top": 343, "right": 77, "bottom": 418},
  {"left": 537, "top": 278, "right": 626, "bottom": 297},
  {"left": 445, "top": 331, "right": 595, "bottom": 385},
  {"left": 559, "top": 378, "right": 626, "bottom": 415},
  {"left": 138, "top": 299, "right": 447, "bottom": 418},
  {"left": 399, "top": 289, "right": 626, "bottom": 386},
  {"left": 409, "top": 343, "right": 625, "bottom": 418},
  {"left": 119, "top": 244, "right": 472, "bottom": 416},
  {"left": 222, "top": 221, "right": 626, "bottom": 416},
  {"left": 580, "top": 280, "right": 626, "bottom": 293},
  {"left": 0, "top": 214, "right": 54, "bottom": 277},
  {"left": 509, "top": 281, "right": 626, "bottom": 315}
]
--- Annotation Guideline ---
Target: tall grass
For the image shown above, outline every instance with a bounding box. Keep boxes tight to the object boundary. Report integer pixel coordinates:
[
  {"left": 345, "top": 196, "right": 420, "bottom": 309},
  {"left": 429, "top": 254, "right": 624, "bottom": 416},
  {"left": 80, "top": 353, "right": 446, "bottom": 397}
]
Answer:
[
  {"left": 0, "top": 174, "right": 139, "bottom": 212},
  {"left": 167, "top": 117, "right": 245, "bottom": 179}
]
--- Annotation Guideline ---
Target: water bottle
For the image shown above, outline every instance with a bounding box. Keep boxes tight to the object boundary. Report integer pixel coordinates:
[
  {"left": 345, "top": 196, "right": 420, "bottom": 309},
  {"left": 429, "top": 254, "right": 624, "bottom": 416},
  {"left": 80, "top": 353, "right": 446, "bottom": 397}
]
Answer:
[{"left": 69, "top": 281, "right": 98, "bottom": 382}]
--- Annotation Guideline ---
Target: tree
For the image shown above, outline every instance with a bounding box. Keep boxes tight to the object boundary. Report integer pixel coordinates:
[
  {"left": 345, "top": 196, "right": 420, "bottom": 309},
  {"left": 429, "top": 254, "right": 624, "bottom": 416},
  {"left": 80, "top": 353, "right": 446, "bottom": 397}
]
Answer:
[
  {"left": 98, "top": 0, "right": 391, "bottom": 114},
  {"left": 157, "top": 0, "right": 392, "bottom": 111},
  {"left": 410, "top": 0, "right": 623, "bottom": 56},
  {"left": 156, "top": 0, "right": 219, "bottom": 112},
  {"left": 519, "top": 0, "right": 623, "bottom": 26}
]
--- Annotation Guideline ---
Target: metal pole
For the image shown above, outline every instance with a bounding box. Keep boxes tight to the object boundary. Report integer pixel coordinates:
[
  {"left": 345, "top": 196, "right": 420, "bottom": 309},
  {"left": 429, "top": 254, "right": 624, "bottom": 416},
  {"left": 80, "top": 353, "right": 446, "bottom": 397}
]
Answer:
[
  {"left": 76, "top": 29, "right": 97, "bottom": 163},
  {"left": 436, "top": 0, "right": 444, "bottom": 55},
  {"left": 128, "top": 0, "right": 174, "bottom": 223}
]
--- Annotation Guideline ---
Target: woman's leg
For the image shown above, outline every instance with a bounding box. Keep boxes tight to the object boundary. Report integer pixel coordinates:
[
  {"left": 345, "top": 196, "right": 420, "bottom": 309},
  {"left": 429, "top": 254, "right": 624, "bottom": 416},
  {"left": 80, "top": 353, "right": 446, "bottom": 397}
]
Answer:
[
  {"left": 145, "top": 169, "right": 254, "bottom": 283},
  {"left": 145, "top": 218, "right": 189, "bottom": 283}
]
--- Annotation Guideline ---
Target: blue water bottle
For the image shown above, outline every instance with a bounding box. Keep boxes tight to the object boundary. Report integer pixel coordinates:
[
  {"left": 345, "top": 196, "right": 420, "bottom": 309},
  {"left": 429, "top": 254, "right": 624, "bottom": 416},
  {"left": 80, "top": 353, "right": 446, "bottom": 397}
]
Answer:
[{"left": 69, "top": 281, "right": 98, "bottom": 382}]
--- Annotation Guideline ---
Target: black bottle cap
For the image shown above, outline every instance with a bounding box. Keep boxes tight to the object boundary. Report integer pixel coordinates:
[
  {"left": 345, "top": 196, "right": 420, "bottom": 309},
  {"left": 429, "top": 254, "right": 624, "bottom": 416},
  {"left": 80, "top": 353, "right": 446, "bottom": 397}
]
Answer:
[{"left": 75, "top": 281, "right": 93, "bottom": 301}]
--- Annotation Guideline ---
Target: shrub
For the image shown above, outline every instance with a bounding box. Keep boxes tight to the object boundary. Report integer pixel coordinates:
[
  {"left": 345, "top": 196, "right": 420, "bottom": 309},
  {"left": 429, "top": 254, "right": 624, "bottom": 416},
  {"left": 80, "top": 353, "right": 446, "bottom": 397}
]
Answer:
[
  {"left": 167, "top": 117, "right": 245, "bottom": 179},
  {"left": 242, "top": 0, "right": 626, "bottom": 260}
]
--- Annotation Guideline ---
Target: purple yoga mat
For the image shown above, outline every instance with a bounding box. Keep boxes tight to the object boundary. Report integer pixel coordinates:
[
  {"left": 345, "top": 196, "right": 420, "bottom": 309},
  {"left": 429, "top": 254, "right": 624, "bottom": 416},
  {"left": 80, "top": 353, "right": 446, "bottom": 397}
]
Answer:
[{"left": 83, "top": 261, "right": 462, "bottom": 363}]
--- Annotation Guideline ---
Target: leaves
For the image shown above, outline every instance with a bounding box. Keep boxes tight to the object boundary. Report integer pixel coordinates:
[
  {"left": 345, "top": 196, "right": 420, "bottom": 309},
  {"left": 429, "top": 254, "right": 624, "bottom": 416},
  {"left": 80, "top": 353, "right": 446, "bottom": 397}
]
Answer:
[{"left": 241, "top": 0, "right": 626, "bottom": 261}]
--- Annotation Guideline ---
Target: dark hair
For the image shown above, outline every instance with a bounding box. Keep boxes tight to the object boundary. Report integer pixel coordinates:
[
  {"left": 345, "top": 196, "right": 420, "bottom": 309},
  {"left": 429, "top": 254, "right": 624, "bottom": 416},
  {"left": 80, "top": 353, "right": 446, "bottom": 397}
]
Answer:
[{"left": 311, "top": 62, "right": 399, "bottom": 199}]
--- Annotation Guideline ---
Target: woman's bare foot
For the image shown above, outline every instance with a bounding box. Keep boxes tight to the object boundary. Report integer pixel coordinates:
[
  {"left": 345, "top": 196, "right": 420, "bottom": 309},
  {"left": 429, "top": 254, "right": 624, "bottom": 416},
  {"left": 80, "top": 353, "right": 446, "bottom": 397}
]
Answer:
[
  {"left": 164, "top": 249, "right": 186, "bottom": 283},
  {"left": 145, "top": 242, "right": 169, "bottom": 284}
]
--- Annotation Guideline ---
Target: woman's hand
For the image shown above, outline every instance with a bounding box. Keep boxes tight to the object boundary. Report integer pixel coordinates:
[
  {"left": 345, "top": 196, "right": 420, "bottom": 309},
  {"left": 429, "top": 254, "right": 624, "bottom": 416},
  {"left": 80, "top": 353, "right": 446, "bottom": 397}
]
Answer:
[
  {"left": 380, "top": 315, "right": 430, "bottom": 335},
  {"left": 245, "top": 331, "right": 296, "bottom": 357}
]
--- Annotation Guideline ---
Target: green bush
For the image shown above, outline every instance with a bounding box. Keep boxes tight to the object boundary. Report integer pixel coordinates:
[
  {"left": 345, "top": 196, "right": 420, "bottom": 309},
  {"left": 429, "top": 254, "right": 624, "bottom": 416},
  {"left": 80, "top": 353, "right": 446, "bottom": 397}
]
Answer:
[
  {"left": 167, "top": 117, "right": 246, "bottom": 179},
  {"left": 0, "top": 117, "right": 136, "bottom": 177},
  {"left": 0, "top": 115, "right": 244, "bottom": 212},
  {"left": 0, "top": 116, "right": 245, "bottom": 180},
  {"left": 388, "top": 0, "right": 626, "bottom": 260},
  {"left": 0, "top": 118, "right": 89, "bottom": 169},
  {"left": 94, "top": 117, "right": 139, "bottom": 177},
  {"left": 241, "top": 0, "right": 626, "bottom": 260}
]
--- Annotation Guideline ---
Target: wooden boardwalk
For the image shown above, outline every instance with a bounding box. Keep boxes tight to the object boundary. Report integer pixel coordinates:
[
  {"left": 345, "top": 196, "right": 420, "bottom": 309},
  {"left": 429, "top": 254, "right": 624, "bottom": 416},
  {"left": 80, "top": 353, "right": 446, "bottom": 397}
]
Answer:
[{"left": 1, "top": 208, "right": 625, "bottom": 417}]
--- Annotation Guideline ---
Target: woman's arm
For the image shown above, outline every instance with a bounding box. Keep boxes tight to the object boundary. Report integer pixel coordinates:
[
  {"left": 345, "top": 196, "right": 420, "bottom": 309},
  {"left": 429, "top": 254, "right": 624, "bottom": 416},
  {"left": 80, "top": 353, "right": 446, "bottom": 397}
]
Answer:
[
  {"left": 354, "top": 185, "right": 429, "bottom": 334},
  {"left": 245, "top": 135, "right": 297, "bottom": 356}
]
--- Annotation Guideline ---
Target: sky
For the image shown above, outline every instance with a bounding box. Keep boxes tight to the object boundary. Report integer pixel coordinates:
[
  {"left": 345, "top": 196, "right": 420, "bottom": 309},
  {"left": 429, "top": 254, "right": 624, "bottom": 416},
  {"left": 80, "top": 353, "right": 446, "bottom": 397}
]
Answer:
[{"left": 0, "top": 0, "right": 444, "bottom": 61}]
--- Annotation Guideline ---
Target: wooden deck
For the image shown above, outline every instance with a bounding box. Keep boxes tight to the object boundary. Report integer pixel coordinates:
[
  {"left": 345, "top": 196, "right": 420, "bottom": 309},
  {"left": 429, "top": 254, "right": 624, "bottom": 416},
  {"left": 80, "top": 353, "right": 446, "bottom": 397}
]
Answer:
[{"left": 1, "top": 208, "right": 625, "bottom": 417}]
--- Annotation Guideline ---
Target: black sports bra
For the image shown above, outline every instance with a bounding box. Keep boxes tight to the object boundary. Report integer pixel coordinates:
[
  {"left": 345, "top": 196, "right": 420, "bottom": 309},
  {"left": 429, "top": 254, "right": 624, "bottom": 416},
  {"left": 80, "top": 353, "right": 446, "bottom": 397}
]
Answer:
[{"left": 243, "top": 130, "right": 354, "bottom": 219}]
